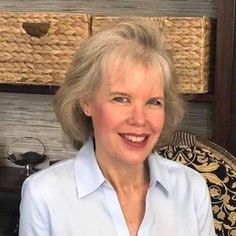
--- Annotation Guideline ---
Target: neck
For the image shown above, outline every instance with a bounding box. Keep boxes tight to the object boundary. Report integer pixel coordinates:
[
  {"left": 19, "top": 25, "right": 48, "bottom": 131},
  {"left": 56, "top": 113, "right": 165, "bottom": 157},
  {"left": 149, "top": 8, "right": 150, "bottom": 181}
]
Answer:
[{"left": 97, "top": 158, "right": 150, "bottom": 192}]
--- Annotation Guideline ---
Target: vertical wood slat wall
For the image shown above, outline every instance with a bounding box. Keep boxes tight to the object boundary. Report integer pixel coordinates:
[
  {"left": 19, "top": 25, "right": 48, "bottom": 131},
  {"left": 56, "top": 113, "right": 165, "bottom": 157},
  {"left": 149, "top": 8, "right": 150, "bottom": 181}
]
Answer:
[{"left": 213, "top": 0, "right": 236, "bottom": 149}]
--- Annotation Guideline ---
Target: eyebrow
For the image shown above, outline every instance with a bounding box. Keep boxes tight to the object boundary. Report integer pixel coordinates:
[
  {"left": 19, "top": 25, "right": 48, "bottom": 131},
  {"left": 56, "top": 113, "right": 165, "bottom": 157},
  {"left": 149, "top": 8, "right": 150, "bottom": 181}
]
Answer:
[
  {"left": 109, "top": 92, "right": 130, "bottom": 97},
  {"left": 109, "top": 92, "right": 164, "bottom": 100},
  {"left": 148, "top": 97, "right": 165, "bottom": 101}
]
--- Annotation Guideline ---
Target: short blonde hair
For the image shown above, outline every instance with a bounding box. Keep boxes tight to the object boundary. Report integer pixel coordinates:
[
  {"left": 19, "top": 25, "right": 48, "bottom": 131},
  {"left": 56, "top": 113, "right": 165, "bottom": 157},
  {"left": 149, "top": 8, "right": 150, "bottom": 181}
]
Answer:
[{"left": 54, "top": 19, "right": 185, "bottom": 150}]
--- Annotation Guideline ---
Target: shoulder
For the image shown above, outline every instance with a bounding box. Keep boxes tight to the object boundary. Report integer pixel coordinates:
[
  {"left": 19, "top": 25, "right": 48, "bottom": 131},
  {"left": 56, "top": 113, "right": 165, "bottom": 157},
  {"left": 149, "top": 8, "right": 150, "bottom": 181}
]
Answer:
[
  {"left": 150, "top": 153, "right": 207, "bottom": 194},
  {"left": 152, "top": 152, "right": 204, "bottom": 177},
  {"left": 22, "top": 158, "right": 75, "bottom": 194}
]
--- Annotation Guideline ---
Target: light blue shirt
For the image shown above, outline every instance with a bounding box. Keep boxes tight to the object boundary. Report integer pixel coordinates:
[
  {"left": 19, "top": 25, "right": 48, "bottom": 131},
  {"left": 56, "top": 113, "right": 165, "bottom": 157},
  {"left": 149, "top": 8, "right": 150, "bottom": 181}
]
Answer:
[{"left": 19, "top": 138, "right": 215, "bottom": 236}]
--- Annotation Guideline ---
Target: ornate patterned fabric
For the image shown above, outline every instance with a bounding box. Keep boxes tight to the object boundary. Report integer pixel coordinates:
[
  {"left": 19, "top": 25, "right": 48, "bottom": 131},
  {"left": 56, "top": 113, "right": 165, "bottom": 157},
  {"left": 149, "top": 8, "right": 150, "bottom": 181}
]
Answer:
[{"left": 157, "top": 131, "right": 236, "bottom": 236}]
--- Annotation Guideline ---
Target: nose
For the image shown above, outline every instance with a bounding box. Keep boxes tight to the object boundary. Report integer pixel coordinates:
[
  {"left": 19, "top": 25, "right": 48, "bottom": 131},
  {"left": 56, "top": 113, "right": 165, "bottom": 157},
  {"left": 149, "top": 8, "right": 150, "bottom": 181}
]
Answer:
[{"left": 127, "top": 104, "right": 146, "bottom": 127}]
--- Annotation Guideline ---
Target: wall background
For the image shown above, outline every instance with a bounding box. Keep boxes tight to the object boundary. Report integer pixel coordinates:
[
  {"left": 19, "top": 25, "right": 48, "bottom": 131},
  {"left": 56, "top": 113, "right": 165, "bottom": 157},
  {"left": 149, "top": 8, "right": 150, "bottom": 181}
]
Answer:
[
  {"left": 229, "top": 37, "right": 236, "bottom": 155},
  {"left": 0, "top": 0, "right": 217, "bottom": 17},
  {"left": 0, "top": 0, "right": 235, "bottom": 167}
]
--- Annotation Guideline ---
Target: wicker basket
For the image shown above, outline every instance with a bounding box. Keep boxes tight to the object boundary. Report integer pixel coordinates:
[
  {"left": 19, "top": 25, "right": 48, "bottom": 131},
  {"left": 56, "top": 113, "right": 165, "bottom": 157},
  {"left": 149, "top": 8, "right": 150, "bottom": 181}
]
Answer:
[
  {"left": 0, "top": 12, "right": 89, "bottom": 85},
  {"left": 0, "top": 13, "right": 212, "bottom": 93},
  {"left": 92, "top": 16, "right": 212, "bottom": 93}
]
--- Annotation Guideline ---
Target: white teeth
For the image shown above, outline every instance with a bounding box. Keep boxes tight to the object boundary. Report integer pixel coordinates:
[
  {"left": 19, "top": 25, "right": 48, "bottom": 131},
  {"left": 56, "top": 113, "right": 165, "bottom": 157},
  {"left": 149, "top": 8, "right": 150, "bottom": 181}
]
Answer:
[{"left": 124, "top": 135, "right": 146, "bottom": 143}]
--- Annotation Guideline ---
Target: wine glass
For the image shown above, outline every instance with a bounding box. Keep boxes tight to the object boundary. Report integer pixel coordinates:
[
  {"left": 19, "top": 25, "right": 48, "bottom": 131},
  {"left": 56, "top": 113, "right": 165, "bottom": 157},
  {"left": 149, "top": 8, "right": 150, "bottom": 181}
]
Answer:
[{"left": 7, "top": 137, "right": 47, "bottom": 176}]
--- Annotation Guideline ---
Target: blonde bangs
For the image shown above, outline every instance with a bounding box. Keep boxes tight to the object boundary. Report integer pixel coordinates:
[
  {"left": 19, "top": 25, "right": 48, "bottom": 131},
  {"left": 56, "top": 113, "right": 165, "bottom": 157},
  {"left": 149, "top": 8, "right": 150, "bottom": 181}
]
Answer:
[{"left": 100, "top": 42, "right": 165, "bottom": 87}]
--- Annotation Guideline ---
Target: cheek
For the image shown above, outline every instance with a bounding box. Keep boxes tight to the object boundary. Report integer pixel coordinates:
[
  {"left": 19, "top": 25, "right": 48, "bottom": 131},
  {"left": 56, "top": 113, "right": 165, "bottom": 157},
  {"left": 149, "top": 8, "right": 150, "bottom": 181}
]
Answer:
[
  {"left": 91, "top": 105, "right": 122, "bottom": 133},
  {"left": 149, "top": 111, "right": 165, "bottom": 131}
]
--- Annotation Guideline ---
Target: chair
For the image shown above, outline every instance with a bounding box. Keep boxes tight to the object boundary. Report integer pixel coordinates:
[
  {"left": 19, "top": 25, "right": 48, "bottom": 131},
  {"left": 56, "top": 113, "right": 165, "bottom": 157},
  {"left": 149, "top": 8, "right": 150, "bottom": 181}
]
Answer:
[{"left": 157, "top": 130, "right": 236, "bottom": 236}]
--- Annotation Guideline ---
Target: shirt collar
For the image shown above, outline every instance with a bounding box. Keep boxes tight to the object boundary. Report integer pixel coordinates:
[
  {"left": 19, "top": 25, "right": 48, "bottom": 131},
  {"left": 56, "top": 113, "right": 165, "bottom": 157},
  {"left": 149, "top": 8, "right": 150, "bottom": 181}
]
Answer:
[
  {"left": 148, "top": 153, "right": 172, "bottom": 196},
  {"left": 74, "top": 138, "right": 171, "bottom": 198},
  {"left": 74, "top": 138, "right": 106, "bottom": 199}
]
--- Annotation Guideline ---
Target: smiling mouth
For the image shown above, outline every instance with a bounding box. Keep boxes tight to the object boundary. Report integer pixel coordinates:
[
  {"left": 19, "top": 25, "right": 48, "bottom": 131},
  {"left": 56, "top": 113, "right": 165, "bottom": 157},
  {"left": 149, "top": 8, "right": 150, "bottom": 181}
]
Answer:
[{"left": 119, "top": 134, "right": 148, "bottom": 143}]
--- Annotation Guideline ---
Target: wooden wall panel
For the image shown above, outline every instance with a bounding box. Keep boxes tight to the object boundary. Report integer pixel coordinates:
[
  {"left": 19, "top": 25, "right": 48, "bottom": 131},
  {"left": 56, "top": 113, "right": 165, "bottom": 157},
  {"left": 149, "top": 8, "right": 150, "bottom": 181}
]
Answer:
[
  {"left": 0, "top": 0, "right": 217, "bottom": 17},
  {"left": 0, "top": 92, "right": 76, "bottom": 165},
  {"left": 180, "top": 103, "right": 213, "bottom": 138},
  {"left": 229, "top": 41, "right": 236, "bottom": 155}
]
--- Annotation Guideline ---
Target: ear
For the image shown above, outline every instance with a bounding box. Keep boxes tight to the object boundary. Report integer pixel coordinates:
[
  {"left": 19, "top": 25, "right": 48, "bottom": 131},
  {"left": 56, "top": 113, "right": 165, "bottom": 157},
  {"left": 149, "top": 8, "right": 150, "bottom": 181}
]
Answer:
[{"left": 80, "top": 99, "right": 92, "bottom": 117}]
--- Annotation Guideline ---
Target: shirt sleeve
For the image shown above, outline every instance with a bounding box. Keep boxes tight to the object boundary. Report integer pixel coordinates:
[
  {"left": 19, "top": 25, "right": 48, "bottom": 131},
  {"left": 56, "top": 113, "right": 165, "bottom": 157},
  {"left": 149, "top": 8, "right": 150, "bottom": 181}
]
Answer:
[
  {"left": 196, "top": 176, "right": 216, "bottom": 236},
  {"left": 19, "top": 177, "right": 51, "bottom": 236}
]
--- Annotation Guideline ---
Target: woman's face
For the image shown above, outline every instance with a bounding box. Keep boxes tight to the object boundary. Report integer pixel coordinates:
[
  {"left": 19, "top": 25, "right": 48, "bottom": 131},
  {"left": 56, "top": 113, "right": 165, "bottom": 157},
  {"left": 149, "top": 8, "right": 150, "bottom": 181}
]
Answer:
[{"left": 83, "top": 63, "right": 165, "bottom": 167}]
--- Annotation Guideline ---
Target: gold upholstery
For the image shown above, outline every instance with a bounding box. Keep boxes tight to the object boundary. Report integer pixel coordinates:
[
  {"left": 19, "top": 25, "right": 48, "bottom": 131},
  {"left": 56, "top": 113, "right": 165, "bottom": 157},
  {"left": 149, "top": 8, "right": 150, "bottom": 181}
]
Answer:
[{"left": 157, "top": 130, "right": 236, "bottom": 236}]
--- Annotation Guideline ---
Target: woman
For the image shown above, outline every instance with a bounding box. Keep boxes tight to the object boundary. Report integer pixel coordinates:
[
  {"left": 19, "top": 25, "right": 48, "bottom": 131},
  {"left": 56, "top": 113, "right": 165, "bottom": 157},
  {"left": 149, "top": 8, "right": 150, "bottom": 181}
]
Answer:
[{"left": 19, "top": 20, "right": 215, "bottom": 236}]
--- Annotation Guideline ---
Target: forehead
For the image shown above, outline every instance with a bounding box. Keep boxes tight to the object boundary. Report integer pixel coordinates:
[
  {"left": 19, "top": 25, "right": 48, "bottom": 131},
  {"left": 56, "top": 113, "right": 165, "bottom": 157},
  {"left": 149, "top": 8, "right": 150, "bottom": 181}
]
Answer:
[{"left": 101, "top": 61, "right": 163, "bottom": 94}]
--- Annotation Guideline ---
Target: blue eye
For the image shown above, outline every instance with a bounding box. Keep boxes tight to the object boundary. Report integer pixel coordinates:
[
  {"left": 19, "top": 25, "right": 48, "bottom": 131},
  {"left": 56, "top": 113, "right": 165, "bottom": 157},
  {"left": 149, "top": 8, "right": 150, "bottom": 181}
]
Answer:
[
  {"left": 113, "top": 97, "right": 130, "bottom": 103},
  {"left": 148, "top": 98, "right": 163, "bottom": 106}
]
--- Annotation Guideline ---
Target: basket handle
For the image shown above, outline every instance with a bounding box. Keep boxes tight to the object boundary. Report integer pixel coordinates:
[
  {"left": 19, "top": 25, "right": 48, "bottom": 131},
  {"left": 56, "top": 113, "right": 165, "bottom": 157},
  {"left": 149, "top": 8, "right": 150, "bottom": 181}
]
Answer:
[{"left": 22, "top": 22, "right": 50, "bottom": 38}]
